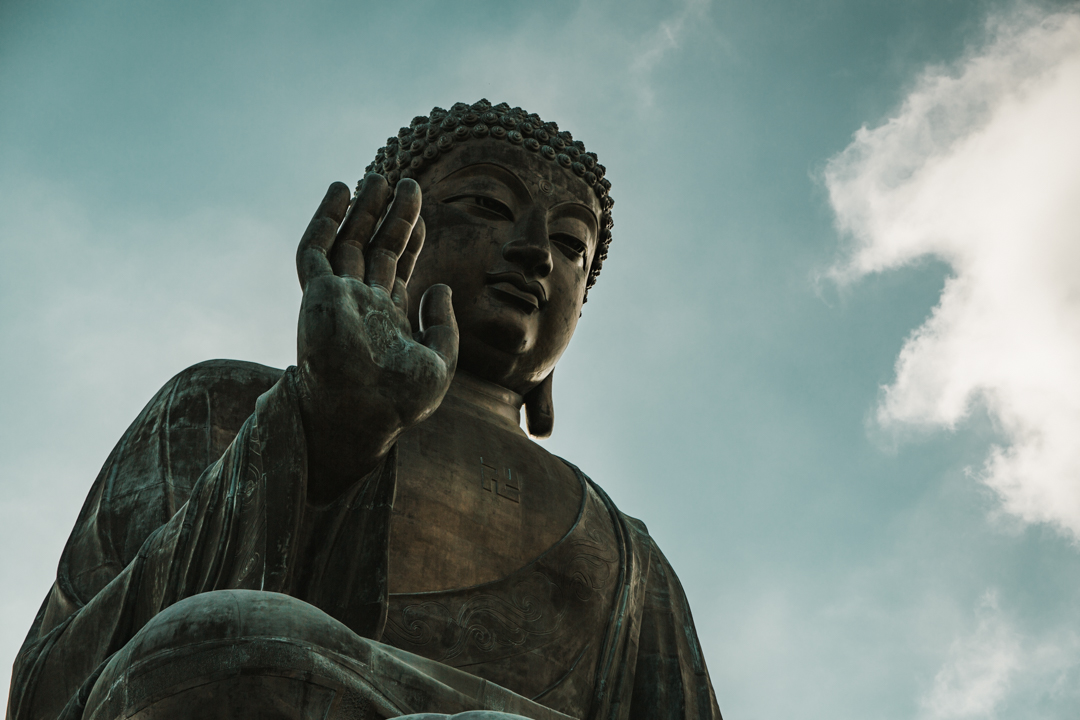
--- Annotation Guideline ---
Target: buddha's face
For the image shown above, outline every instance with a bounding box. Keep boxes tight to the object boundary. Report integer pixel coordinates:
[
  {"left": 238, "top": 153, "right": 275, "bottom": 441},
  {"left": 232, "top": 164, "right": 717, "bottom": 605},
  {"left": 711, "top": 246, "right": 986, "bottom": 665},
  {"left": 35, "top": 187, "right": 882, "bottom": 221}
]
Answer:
[{"left": 407, "top": 139, "right": 601, "bottom": 395}]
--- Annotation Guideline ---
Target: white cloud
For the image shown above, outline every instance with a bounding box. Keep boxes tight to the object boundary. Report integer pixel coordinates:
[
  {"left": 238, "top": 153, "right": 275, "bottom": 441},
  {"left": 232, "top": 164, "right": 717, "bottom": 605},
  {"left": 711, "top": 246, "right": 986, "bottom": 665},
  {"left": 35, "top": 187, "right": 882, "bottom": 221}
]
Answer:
[{"left": 825, "top": 8, "right": 1080, "bottom": 539}]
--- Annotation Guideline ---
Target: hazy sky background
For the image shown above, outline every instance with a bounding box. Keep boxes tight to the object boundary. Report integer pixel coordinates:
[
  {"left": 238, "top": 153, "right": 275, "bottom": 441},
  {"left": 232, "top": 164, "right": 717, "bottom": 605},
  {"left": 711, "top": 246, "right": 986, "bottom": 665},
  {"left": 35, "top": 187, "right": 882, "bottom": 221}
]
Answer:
[{"left": 3, "top": 1, "right": 1080, "bottom": 718}]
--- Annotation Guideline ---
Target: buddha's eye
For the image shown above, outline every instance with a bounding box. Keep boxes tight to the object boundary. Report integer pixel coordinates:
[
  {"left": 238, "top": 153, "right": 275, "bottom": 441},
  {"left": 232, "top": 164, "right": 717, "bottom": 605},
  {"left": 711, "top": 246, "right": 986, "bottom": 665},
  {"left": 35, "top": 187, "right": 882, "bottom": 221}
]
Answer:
[
  {"left": 550, "top": 233, "right": 588, "bottom": 266},
  {"left": 444, "top": 194, "right": 514, "bottom": 222}
]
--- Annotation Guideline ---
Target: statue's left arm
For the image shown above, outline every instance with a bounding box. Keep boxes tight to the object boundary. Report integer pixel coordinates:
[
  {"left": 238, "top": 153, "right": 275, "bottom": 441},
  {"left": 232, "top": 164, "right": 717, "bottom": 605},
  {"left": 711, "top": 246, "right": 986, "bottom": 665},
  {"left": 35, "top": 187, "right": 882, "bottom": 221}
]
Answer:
[
  {"left": 628, "top": 536, "right": 722, "bottom": 720},
  {"left": 582, "top": 480, "right": 722, "bottom": 720}
]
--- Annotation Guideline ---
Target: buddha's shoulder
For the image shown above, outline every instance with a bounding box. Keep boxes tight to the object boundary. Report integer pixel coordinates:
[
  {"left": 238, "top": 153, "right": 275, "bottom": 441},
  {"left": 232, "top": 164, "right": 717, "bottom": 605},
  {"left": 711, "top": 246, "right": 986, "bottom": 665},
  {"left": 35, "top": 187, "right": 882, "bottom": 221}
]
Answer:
[
  {"left": 165, "top": 358, "right": 284, "bottom": 395},
  {"left": 558, "top": 460, "right": 653, "bottom": 539},
  {"left": 129, "top": 359, "right": 286, "bottom": 457},
  {"left": 155, "top": 359, "right": 283, "bottom": 415}
]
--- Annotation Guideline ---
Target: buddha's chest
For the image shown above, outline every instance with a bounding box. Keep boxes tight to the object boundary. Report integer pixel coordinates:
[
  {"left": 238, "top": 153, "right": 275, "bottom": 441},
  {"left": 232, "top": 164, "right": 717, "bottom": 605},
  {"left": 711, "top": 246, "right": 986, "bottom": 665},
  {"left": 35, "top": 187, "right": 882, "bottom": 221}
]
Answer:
[
  {"left": 382, "top": 475, "right": 621, "bottom": 716},
  {"left": 387, "top": 409, "right": 582, "bottom": 594}
]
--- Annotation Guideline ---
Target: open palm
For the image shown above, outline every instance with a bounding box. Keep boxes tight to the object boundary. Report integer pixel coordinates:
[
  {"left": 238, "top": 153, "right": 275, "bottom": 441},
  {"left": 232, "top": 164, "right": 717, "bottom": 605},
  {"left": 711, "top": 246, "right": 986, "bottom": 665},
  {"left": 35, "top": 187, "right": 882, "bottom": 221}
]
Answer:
[{"left": 295, "top": 176, "right": 458, "bottom": 500}]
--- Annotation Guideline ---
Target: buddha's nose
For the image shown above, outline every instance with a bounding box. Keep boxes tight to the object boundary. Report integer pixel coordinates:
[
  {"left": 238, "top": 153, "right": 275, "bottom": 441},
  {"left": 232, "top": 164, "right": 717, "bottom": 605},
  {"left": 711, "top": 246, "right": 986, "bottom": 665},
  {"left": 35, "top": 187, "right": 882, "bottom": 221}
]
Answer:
[{"left": 502, "top": 211, "right": 553, "bottom": 278}]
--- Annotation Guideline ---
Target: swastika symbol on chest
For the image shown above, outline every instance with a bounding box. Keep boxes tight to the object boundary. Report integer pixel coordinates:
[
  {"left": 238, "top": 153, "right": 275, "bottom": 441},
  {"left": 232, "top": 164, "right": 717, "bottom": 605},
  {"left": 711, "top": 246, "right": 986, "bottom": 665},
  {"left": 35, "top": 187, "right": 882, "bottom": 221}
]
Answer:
[{"left": 480, "top": 459, "right": 520, "bottom": 503}]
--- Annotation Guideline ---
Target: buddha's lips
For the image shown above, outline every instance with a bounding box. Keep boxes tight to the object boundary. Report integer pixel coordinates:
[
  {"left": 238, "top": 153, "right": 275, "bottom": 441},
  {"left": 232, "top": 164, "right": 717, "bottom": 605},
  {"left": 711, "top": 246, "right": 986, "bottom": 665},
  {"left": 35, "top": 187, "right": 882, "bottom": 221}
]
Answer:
[{"left": 485, "top": 272, "right": 547, "bottom": 309}]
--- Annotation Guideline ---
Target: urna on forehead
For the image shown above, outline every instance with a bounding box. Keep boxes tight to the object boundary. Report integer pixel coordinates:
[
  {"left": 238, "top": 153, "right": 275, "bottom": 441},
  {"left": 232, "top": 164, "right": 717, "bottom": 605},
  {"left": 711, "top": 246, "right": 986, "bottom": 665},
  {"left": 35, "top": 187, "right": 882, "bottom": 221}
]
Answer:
[{"left": 361, "top": 99, "right": 615, "bottom": 297}]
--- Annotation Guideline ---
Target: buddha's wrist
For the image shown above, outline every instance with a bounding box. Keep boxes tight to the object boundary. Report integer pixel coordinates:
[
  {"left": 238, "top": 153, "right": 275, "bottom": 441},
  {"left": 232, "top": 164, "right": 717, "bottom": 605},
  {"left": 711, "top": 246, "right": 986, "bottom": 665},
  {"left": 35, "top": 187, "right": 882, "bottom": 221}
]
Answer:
[
  {"left": 301, "top": 413, "right": 398, "bottom": 503},
  {"left": 295, "top": 376, "right": 403, "bottom": 502}
]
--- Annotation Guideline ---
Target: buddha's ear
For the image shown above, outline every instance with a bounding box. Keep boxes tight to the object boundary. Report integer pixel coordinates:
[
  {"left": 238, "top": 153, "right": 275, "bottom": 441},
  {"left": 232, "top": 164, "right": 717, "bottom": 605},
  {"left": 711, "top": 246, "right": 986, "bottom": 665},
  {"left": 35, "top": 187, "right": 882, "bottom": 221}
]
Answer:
[{"left": 524, "top": 371, "right": 554, "bottom": 438}]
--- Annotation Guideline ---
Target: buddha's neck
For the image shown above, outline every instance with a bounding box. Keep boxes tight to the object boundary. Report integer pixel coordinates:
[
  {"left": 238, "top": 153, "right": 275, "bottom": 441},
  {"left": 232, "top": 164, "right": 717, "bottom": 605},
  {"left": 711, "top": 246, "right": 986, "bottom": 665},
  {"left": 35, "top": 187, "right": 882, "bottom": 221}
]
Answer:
[{"left": 440, "top": 370, "right": 526, "bottom": 436}]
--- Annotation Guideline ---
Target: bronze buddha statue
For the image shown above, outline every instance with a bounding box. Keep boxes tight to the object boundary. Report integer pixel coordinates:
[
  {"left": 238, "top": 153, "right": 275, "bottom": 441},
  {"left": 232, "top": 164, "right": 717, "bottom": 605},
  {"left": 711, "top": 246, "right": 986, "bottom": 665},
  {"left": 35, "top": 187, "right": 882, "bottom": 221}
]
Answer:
[{"left": 7, "top": 100, "right": 721, "bottom": 720}]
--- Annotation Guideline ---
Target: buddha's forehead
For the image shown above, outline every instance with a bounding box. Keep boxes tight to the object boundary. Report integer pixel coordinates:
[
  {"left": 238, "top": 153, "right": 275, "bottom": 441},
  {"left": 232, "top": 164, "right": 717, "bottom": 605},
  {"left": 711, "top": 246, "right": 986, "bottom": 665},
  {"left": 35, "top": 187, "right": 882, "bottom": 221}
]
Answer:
[{"left": 419, "top": 139, "right": 602, "bottom": 217}]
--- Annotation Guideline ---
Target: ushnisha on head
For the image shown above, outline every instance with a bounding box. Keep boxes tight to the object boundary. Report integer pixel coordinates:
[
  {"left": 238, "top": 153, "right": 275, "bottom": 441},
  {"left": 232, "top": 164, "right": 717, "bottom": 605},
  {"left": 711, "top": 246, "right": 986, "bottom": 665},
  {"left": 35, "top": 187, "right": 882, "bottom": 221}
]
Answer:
[{"left": 360, "top": 99, "right": 614, "bottom": 301}]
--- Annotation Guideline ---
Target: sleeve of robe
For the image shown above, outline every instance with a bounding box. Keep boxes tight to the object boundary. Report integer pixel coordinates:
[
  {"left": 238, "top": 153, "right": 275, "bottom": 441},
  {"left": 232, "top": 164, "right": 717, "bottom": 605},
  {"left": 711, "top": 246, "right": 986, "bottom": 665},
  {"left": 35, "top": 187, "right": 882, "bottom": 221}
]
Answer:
[
  {"left": 6, "top": 363, "right": 394, "bottom": 720},
  {"left": 628, "top": 534, "right": 722, "bottom": 720},
  {"left": 581, "top": 481, "right": 722, "bottom": 720}
]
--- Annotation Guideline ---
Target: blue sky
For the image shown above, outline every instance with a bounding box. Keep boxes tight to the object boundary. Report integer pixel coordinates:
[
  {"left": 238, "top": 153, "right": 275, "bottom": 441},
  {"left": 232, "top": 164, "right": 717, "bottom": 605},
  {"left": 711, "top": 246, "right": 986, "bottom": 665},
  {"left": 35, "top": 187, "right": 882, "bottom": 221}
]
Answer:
[{"left": 3, "top": 1, "right": 1080, "bottom": 718}]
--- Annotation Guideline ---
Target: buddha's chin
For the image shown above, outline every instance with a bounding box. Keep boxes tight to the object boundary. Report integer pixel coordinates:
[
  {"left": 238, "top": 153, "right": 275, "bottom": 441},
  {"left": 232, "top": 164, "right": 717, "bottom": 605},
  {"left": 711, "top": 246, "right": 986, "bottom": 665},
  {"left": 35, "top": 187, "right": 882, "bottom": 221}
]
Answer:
[
  {"left": 470, "top": 318, "right": 533, "bottom": 358},
  {"left": 455, "top": 317, "right": 540, "bottom": 387},
  {"left": 464, "top": 300, "right": 539, "bottom": 354}
]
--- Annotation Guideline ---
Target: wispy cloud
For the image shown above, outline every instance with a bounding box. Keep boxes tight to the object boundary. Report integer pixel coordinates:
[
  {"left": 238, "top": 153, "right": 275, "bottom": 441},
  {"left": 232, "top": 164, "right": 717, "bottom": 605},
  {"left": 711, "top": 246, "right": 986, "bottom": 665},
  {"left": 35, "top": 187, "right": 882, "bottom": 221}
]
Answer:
[
  {"left": 921, "top": 592, "right": 1020, "bottom": 719},
  {"left": 442, "top": 0, "right": 713, "bottom": 118},
  {"left": 825, "top": 8, "right": 1080, "bottom": 539},
  {"left": 920, "top": 591, "right": 1080, "bottom": 719},
  {"left": 630, "top": 0, "right": 711, "bottom": 105}
]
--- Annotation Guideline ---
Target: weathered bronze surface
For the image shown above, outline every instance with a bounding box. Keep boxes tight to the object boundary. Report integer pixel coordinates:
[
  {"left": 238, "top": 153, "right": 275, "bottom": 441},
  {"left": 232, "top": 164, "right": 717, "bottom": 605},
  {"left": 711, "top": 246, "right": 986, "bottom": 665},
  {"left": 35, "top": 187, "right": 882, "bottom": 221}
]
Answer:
[{"left": 7, "top": 100, "right": 721, "bottom": 720}]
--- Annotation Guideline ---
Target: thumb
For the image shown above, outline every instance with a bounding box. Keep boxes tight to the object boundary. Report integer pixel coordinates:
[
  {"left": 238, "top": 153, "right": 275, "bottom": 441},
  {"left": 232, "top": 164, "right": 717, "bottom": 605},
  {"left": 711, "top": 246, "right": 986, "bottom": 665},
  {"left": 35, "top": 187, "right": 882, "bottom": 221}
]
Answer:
[{"left": 417, "top": 284, "right": 458, "bottom": 371}]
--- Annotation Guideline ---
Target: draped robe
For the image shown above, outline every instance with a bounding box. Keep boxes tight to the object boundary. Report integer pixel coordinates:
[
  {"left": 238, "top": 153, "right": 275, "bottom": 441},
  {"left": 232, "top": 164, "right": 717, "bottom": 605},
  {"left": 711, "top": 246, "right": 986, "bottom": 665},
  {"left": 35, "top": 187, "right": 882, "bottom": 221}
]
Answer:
[{"left": 7, "top": 360, "right": 721, "bottom": 720}]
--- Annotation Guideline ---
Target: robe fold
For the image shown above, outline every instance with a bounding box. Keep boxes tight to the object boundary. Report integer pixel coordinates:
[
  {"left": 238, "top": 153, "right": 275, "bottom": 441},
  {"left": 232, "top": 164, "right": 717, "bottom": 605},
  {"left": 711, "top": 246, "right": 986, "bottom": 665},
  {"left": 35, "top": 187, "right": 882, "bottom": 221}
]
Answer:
[{"left": 7, "top": 360, "right": 721, "bottom": 720}]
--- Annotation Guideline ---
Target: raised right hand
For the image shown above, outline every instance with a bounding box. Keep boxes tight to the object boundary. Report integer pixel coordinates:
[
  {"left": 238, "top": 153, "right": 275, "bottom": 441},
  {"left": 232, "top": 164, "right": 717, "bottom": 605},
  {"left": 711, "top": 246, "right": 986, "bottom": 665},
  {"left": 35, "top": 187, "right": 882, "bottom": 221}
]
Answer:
[{"left": 295, "top": 175, "right": 458, "bottom": 500}]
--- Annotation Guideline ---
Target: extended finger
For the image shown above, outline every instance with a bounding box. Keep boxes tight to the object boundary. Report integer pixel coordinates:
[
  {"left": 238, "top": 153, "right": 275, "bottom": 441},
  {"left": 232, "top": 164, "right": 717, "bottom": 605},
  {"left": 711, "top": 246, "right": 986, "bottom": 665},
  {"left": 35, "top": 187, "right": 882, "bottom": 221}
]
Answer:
[
  {"left": 297, "top": 182, "right": 351, "bottom": 291},
  {"left": 395, "top": 214, "right": 426, "bottom": 287},
  {"left": 330, "top": 173, "right": 392, "bottom": 279},
  {"left": 417, "top": 284, "right": 458, "bottom": 371},
  {"left": 366, "top": 179, "right": 422, "bottom": 292}
]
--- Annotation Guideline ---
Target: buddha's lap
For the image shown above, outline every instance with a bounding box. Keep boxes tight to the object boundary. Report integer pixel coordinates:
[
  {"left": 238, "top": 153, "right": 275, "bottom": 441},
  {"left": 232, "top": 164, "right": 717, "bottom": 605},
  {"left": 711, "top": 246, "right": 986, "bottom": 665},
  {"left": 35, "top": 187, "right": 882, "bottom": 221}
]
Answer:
[{"left": 80, "top": 591, "right": 537, "bottom": 720}]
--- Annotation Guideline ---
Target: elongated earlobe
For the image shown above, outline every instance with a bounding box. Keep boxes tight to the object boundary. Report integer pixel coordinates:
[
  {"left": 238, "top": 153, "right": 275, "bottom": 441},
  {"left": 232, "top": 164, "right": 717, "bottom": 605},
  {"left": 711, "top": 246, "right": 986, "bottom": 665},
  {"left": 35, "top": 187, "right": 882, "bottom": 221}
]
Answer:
[{"left": 524, "top": 372, "right": 554, "bottom": 438}]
